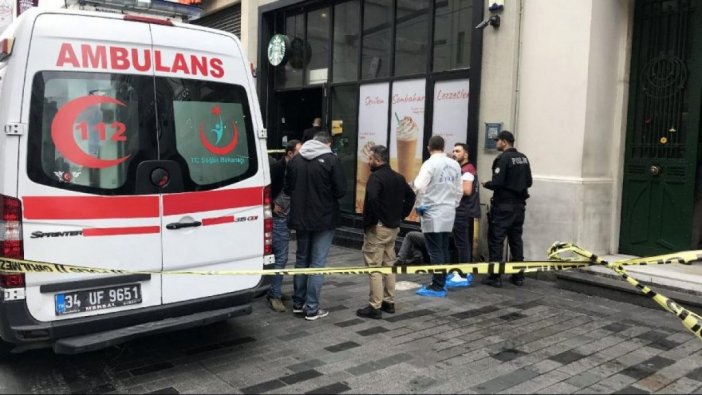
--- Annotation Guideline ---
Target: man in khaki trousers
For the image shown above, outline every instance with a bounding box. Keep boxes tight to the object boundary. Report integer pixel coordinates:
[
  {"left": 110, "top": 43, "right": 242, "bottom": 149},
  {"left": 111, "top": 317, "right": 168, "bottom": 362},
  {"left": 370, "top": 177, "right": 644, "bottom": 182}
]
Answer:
[{"left": 357, "top": 145, "right": 416, "bottom": 319}]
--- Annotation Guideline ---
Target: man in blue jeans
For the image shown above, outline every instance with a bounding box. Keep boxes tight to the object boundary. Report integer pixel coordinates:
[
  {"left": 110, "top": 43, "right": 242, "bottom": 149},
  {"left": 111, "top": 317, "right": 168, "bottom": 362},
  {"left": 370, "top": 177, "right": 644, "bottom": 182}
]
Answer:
[
  {"left": 285, "top": 132, "right": 346, "bottom": 320},
  {"left": 266, "top": 139, "right": 301, "bottom": 312},
  {"left": 412, "top": 135, "right": 462, "bottom": 297}
]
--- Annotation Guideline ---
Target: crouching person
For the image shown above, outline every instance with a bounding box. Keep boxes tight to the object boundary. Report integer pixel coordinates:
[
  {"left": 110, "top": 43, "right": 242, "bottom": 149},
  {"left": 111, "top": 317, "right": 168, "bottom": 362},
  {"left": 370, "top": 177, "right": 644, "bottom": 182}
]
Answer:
[{"left": 357, "top": 145, "right": 416, "bottom": 319}]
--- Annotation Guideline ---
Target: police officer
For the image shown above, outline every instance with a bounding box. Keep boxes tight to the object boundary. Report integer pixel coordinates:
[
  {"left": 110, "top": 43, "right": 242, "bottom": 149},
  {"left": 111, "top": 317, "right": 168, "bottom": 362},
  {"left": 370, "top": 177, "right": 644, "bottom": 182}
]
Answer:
[{"left": 481, "top": 131, "right": 532, "bottom": 287}]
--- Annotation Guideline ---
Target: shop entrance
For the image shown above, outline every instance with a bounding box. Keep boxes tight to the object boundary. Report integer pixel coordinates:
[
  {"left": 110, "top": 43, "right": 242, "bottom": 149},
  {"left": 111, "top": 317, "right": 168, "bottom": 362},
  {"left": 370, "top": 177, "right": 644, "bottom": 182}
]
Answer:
[{"left": 275, "top": 88, "right": 325, "bottom": 144}]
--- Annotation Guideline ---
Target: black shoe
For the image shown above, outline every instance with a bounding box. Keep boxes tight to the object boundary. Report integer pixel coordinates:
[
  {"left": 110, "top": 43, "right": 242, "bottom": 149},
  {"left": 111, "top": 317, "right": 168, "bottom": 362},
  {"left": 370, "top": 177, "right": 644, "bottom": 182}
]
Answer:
[
  {"left": 292, "top": 304, "right": 305, "bottom": 314},
  {"left": 510, "top": 274, "right": 524, "bottom": 286},
  {"left": 356, "top": 305, "right": 382, "bottom": 319},
  {"left": 427, "top": 283, "right": 446, "bottom": 292},
  {"left": 481, "top": 275, "right": 503, "bottom": 288},
  {"left": 381, "top": 301, "right": 395, "bottom": 314}
]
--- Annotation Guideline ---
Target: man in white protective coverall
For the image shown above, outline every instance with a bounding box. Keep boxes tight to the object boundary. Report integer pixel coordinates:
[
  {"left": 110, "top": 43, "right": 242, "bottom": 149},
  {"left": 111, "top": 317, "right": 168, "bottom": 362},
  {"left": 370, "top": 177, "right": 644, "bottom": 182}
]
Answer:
[{"left": 412, "top": 135, "right": 462, "bottom": 297}]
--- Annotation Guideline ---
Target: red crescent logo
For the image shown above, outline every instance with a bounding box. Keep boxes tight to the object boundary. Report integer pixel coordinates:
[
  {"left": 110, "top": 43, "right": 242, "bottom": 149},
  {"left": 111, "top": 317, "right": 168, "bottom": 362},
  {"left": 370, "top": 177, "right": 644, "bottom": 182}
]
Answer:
[
  {"left": 51, "top": 95, "right": 130, "bottom": 169},
  {"left": 200, "top": 122, "right": 239, "bottom": 155}
]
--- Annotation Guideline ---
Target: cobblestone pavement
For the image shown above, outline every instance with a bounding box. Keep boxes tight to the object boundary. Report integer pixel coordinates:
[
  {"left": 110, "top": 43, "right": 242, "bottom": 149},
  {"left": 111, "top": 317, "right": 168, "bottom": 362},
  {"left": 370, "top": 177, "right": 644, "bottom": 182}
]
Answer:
[{"left": 1, "top": 245, "right": 702, "bottom": 394}]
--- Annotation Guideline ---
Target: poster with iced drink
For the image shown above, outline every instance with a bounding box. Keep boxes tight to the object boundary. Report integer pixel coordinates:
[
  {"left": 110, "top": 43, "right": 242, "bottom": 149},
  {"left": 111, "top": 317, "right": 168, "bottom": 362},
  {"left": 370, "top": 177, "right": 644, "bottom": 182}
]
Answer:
[
  {"left": 390, "top": 78, "right": 425, "bottom": 222},
  {"left": 432, "top": 79, "right": 469, "bottom": 150},
  {"left": 356, "top": 83, "right": 390, "bottom": 213}
]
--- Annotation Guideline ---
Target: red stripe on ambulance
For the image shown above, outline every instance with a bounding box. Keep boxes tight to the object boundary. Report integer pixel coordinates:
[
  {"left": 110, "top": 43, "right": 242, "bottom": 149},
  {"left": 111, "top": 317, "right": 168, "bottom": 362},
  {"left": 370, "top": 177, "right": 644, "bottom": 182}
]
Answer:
[
  {"left": 23, "top": 187, "right": 262, "bottom": 220},
  {"left": 201, "top": 216, "right": 235, "bottom": 226},
  {"left": 163, "top": 187, "right": 263, "bottom": 216},
  {"left": 83, "top": 226, "right": 161, "bottom": 236},
  {"left": 23, "top": 196, "right": 160, "bottom": 220}
]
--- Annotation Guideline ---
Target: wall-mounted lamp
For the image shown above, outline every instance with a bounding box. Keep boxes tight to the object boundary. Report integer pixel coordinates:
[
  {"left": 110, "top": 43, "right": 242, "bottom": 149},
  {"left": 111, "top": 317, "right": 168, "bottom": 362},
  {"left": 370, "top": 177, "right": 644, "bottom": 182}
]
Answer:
[{"left": 488, "top": 1, "right": 504, "bottom": 12}]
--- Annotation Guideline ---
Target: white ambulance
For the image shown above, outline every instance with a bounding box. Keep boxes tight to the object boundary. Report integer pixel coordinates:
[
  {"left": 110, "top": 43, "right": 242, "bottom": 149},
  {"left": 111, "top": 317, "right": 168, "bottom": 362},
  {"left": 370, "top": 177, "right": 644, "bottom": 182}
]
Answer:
[{"left": 0, "top": 7, "right": 273, "bottom": 353}]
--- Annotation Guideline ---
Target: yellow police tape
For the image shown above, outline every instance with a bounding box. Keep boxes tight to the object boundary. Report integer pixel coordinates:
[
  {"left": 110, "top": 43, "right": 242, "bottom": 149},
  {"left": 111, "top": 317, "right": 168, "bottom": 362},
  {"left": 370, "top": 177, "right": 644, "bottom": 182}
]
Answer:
[
  {"left": 0, "top": 242, "right": 701, "bottom": 340},
  {"left": 547, "top": 242, "right": 702, "bottom": 342}
]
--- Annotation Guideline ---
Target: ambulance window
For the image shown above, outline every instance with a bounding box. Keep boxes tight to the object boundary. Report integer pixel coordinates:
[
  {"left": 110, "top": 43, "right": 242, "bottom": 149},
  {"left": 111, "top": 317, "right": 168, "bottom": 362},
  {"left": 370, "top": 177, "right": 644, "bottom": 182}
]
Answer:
[
  {"left": 27, "top": 71, "right": 157, "bottom": 195},
  {"left": 160, "top": 78, "right": 257, "bottom": 189}
]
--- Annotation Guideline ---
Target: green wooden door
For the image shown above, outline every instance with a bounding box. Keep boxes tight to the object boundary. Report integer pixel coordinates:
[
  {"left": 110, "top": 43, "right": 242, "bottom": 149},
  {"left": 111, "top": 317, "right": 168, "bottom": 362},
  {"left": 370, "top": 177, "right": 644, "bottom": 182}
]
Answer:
[{"left": 620, "top": 0, "right": 702, "bottom": 256}]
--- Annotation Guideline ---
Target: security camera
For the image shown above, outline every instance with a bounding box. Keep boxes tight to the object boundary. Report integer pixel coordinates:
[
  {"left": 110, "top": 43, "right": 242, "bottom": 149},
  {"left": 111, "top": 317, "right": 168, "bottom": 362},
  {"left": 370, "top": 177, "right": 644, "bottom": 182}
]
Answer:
[
  {"left": 475, "top": 15, "right": 501, "bottom": 30},
  {"left": 475, "top": 18, "right": 491, "bottom": 29}
]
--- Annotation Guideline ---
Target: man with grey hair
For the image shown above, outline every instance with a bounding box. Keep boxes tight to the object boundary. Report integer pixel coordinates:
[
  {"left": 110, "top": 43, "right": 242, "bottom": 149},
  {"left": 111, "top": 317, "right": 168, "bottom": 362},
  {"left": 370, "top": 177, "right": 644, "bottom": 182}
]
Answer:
[
  {"left": 357, "top": 145, "right": 415, "bottom": 319},
  {"left": 285, "top": 132, "right": 346, "bottom": 320}
]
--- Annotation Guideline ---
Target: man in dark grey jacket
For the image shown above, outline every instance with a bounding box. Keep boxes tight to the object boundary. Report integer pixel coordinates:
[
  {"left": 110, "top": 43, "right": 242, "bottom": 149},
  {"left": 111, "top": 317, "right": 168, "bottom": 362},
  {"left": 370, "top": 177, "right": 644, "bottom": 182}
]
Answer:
[{"left": 284, "top": 132, "right": 346, "bottom": 320}]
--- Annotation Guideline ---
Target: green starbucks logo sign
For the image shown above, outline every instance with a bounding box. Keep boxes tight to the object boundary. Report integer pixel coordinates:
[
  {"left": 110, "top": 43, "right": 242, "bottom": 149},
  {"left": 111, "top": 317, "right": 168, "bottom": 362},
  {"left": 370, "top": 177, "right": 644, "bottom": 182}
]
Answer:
[{"left": 267, "top": 34, "right": 289, "bottom": 66}]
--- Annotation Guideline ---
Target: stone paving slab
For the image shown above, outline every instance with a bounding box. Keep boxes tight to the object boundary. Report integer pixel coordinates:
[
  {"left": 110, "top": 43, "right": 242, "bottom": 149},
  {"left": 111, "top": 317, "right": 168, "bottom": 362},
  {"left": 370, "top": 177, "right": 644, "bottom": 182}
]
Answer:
[{"left": 0, "top": 244, "right": 701, "bottom": 394}]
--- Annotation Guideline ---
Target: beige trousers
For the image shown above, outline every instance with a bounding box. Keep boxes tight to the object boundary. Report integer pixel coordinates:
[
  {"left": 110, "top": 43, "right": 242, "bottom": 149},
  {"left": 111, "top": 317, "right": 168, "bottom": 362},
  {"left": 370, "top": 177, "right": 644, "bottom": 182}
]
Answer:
[{"left": 362, "top": 225, "right": 400, "bottom": 309}]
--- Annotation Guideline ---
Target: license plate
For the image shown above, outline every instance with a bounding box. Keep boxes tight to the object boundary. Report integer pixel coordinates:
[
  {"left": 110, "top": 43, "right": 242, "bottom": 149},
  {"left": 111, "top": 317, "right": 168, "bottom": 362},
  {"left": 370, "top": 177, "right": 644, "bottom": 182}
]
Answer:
[{"left": 55, "top": 284, "right": 142, "bottom": 316}]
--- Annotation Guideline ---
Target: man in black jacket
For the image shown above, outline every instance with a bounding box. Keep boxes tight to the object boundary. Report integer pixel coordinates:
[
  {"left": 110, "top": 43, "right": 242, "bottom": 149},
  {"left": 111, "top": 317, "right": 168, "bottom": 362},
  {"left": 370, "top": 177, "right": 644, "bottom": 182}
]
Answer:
[
  {"left": 481, "top": 131, "right": 533, "bottom": 287},
  {"left": 266, "top": 139, "right": 301, "bottom": 312},
  {"left": 356, "top": 145, "right": 416, "bottom": 319},
  {"left": 284, "top": 132, "right": 346, "bottom": 321}
]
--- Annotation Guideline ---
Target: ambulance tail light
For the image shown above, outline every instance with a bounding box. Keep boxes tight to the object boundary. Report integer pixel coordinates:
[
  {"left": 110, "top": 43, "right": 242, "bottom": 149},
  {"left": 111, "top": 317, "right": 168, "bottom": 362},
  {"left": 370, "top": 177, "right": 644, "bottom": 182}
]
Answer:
[
  {"left": 0, "top": 194, "right": 23, "bottom": 259},
  {"left": 0, "top": 273, "right": 24, "bottom": 289},
  {"left": 0, "top": 194, "right": 25, "bottom": 290},
  {"left": 0, "top": 37, "right": 14, "bottom": 62},
  {"left": 263, "top": 186, "right": 273, "bottom": 255}
]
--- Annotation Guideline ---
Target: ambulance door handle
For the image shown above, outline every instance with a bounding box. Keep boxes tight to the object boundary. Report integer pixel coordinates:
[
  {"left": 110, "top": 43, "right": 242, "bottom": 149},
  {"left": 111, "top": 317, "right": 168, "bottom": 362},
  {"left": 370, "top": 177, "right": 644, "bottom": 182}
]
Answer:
[{"left": 166, "top": 221, "right": 202, "bottom": 230}]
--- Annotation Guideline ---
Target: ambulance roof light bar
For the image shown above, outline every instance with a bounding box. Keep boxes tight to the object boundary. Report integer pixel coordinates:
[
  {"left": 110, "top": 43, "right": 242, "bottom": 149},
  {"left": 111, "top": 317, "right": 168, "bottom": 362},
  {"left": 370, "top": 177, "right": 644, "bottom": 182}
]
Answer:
[{"left": 73, "top": 0, "right": 201, "bottom": 21}]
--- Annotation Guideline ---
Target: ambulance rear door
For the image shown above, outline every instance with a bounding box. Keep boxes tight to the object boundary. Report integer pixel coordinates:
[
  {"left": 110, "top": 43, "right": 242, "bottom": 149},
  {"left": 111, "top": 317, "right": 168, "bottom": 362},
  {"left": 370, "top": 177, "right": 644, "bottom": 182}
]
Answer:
[
  {"left": 18, "top": 12, "right": 163, "bottom": 322},
  {"left": 149, "top": 24, "right": 265, "bottom": 304}
]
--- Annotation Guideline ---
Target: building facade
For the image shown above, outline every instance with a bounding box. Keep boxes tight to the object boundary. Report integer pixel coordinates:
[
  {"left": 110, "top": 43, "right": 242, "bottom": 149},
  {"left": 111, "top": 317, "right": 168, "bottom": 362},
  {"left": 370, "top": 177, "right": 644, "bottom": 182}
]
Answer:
[{"left": 237, "top": 0, "right": 702, "bottom": 265}]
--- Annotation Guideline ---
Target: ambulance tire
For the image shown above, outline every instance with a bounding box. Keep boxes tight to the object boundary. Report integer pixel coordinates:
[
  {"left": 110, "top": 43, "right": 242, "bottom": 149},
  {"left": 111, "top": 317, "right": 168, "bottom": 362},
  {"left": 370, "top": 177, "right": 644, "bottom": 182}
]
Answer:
[{"left": 0, "top": 339, "right": 11, "bottom": 357}]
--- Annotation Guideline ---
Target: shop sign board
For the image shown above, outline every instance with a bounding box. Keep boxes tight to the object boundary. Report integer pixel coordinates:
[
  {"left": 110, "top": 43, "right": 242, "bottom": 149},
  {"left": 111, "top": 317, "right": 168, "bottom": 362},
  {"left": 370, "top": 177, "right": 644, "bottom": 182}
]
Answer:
[{"left": 267, "top": 34, "right": 289, "bottom": 66}]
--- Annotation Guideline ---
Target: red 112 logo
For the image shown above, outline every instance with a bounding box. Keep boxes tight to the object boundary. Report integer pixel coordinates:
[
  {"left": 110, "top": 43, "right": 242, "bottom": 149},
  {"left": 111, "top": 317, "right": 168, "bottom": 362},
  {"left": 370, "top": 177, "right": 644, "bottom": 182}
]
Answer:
[{"left": 51, "top": 95, "right": 130, "bottom": 169}]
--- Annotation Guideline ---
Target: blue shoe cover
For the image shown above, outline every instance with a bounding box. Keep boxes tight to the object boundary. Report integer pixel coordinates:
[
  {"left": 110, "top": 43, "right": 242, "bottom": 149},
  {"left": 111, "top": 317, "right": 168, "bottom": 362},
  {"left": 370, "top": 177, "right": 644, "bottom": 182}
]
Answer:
[
  {"left": 416, "top": 285, "right": 447, "bottom": 298},
  {"left": 446, "top": 273, "right": 473, "bottom": 288},
  {"left": 446, "top": 273, "right": 468, "bottom": 288}
]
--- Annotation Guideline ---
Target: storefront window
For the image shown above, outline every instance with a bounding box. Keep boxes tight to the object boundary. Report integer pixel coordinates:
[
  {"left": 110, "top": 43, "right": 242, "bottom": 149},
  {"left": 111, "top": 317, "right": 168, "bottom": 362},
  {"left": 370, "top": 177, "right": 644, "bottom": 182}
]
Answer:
[
  {"left": 330, "top": 85, "right": 359, "bottom": 212},
  {"left": 275, "top": 13, "right": 305, "bottom": 89},
  {"left": 394, "top": 0, "right": 430, "bottom": 76},
  {"left": 333, "top": 1, "right": 360, "bottom": 83},
  {"left": 306, "top": 7, "right": 330, "bottom": 85},
  {"left": 362, "top": 0, "right": 392, "bottom": 80},
  {"left": 356, "top": 83, "right": 390, "bottom": 214},
  {"left": 433, "top": 0, "right": 473, "bottom": 71}
]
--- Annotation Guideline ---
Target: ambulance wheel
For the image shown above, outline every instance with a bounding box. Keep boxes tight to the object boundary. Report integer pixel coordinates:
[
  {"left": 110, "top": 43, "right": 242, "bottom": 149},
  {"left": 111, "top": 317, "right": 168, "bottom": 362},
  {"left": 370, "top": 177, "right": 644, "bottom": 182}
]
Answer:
[{"left": 0, "top": 339, "right": 11, "bottom": 357}]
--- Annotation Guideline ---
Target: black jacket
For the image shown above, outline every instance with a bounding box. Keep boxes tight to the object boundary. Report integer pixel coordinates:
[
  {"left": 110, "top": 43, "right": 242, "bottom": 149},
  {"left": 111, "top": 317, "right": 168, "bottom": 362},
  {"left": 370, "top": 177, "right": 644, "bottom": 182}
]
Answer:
[
  {"left": 284, "top": 140, "right": 346, "bottom": 231},
  {"left": 270, "top": 157, "right": 286, "bottom": 206},
  {"left": 484, "top": 147, "right": 533, "bottom": 204},
  {"left": 362, "top": 164, "right": 416, "bottom": 229}
]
